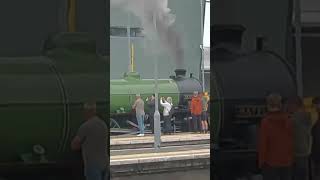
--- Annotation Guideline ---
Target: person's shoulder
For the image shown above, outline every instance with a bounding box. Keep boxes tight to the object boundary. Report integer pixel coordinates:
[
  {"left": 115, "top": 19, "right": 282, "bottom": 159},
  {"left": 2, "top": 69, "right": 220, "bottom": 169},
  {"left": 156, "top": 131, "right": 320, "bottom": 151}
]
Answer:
[
  {"left": 78, "top": 120, "right": 91, "bottom": 132},
  {"left": 93, "top": 116, "right": 108, "bottom": 127},
  {"left": 262, "top": 111, "right": 288, "bottom": 121},
  {"left": 260, "top": 117, "right": 269, "bottom": 128},
  {"left": 275, "top": 111, "right": 291, "bottom": 120},
  {"left": 81, "top": 119, "right": 91, "bottom": 127}
]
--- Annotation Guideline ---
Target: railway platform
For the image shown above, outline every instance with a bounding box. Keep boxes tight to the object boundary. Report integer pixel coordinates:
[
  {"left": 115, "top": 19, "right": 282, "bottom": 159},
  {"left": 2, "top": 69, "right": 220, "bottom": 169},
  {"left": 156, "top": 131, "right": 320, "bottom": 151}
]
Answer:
[
  {"left": 111, "top": 132, "right": 210, "bottom": 149},
  {"left": 110, "top": 133, "right": 210, "bottom": 178}
]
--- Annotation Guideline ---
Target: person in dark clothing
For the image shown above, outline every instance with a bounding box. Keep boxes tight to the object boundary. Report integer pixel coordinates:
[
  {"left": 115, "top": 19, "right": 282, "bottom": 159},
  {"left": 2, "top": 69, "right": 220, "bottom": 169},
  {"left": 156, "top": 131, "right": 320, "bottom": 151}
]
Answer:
[
  {"left": 207, "top": 95, "right": 211, "bottom": 129},
  {"left": 312, "top": 97, "right": 320, "bottom": 180},
  {"left": 287, "top": 97, "right": 312, "bottom": 180},
  {"left": 71, "top": 101, "right": 108, "bottom": 180},
  {"left": 146, "top": 94, "right": 155, "bottom": 134},
  {"left": 258, "top": 93, "right": 293, "bottom": 180}
]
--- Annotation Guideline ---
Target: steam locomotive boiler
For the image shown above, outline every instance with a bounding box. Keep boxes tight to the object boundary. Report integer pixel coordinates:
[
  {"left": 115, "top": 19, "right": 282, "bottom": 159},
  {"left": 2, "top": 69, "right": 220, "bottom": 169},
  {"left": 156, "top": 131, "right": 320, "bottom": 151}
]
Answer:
[
  {"left": 0, "top": 33, "right": 108, "bottom": 179},
  {"left": 211, "top": 25, "right": 297, "bottom": 179}
]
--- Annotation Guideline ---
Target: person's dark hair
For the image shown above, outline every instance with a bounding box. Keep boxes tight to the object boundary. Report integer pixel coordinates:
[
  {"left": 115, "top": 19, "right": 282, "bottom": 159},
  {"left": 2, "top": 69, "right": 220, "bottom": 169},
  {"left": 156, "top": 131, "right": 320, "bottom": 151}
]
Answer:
[
  {"left": 152, "top": 94, "right": 155, "bottom": 97},
  {"left": 312, "top": 97, "right": 320, "bottom": 105}
]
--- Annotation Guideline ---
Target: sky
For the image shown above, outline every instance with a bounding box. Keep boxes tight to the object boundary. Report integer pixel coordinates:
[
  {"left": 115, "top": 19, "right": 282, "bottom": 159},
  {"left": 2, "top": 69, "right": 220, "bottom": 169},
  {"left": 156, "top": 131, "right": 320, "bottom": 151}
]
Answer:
[{"left": 203, "top": 0, "right": 210, "bottom": 47}]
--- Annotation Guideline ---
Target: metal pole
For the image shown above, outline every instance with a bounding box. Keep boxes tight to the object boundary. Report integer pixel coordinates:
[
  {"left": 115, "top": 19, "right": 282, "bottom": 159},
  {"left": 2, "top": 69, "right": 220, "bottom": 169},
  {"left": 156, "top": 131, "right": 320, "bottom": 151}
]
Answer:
[
  {"left": 67, "top": 0, "right": 77, "bottom": 32},
  {"left": 294, "top": 0, "right": 303, "bottom": 97},
  {"left": 153, "top": 11, "right": 161, "bottom": 151},
  {"left": 200, "top": 0, "right": 205, "bottom": 92},
  {"left": 127, "top": 12, "right": 131, "bottom": 72}
]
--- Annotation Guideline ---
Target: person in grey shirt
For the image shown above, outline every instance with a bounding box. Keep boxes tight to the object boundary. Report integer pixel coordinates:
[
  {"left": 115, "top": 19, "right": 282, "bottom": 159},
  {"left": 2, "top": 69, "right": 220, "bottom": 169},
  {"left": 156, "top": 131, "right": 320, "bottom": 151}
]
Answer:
[
  {"left": 132, "top": 94, "right": 145, "bottom": 136},
  {"left": 288, "top": 97, "right": 313, "bottom": 180},
  {"left": 71, "top": 102, "right": 108, "bottom": 180}
]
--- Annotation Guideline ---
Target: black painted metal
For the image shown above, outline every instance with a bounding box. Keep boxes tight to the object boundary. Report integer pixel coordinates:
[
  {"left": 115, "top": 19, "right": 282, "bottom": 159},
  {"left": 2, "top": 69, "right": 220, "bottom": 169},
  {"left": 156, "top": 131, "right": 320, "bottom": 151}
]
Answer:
[{"left": 212, "top": 25, "right": 297, "bottom": 178}]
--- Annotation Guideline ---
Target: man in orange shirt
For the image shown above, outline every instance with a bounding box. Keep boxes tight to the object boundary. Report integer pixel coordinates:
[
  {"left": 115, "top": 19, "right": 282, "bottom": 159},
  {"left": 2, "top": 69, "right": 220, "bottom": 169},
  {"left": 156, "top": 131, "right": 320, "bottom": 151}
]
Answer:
[
  {"left": 258, "top": 93, "right": 293, "bottom": 180},
  {"left": 190, "top": 91, "right": 202, "bottom": 132}
]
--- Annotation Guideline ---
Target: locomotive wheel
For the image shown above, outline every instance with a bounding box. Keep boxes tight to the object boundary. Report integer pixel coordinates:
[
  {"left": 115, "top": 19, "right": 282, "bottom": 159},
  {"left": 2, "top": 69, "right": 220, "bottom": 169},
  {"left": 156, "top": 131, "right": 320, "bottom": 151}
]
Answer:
[{"left": 110, "top": 118, "right": 121, "bottom": 129}]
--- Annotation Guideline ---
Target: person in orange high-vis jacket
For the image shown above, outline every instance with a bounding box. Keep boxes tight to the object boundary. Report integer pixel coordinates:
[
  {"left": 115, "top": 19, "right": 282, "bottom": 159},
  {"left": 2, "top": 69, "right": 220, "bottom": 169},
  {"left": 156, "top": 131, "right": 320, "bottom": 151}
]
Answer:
[
  {"left": 190, "top": 91, "right": 202, "bottom": 132},
  {"left": 258, "top": 93, "right": 293, "bottom": 180}
]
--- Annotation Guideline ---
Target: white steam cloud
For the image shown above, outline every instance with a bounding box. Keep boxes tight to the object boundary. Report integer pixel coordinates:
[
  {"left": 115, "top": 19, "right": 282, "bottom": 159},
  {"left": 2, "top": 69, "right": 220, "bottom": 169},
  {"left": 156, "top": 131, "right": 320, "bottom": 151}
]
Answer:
[{"left": 111, "top": 0, "right": 184, "bottom": 69}]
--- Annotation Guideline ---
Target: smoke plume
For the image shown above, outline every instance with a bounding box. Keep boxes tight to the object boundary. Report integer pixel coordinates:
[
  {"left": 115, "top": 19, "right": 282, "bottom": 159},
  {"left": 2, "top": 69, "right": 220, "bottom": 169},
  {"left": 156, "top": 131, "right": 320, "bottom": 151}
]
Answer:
[{"left": 111, "top": 0, "right": 184, "bottom": 69}]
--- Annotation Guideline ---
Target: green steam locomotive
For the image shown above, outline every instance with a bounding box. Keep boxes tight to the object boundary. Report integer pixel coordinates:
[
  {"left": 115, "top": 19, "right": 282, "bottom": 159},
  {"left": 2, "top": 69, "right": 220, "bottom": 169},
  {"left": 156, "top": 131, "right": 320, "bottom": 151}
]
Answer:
[
  {"left": 0, "top": 33, "right": 108, "bottom": 179},
  {"left": 110, "top": 69, "right": 203, "bottom": 133}
]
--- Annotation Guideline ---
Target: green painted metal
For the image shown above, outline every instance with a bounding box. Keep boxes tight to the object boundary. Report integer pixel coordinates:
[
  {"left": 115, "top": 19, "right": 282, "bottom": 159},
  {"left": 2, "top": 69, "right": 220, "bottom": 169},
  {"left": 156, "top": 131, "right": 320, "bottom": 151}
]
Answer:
[
  {"left": 110, "top": 72, "right": 180, "bottom": 114},
  {"left": 0, "top": 33, "right": 108, "bottom": 163},
  {"left": 0, "top": 57, "right": 64, "bottom": 162}
]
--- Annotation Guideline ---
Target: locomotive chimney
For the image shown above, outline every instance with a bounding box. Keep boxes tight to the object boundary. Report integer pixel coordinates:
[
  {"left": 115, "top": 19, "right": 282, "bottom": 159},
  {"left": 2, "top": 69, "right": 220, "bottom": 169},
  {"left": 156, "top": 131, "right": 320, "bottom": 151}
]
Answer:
[
  {"left": 212, "top": 25, "right": 246, "bottom": 47},
  {"left": 175, "top": 69, "right": 186, "bottom": 77},
  {"left": 256, "top": 36, "right": 267, "bottom": 51}
]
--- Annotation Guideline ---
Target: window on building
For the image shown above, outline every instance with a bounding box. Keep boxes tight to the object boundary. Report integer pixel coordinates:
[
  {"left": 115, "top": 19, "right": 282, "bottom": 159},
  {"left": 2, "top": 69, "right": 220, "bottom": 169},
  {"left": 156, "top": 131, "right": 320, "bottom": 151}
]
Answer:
[
  {"left": 130, "top": 27, "right": 144, "bottom": 37},
  {"left": 110, "top": 27, "right": 127, "bottom": 37},
  {"left": 110, "top": 26, "right": 144, "bottom": 37}
]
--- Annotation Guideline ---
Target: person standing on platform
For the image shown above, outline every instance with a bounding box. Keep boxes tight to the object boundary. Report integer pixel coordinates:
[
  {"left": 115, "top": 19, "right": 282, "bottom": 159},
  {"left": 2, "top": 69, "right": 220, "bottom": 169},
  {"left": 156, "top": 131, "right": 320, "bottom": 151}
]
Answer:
[
  {"left": 311, "top": 97, "right": 320, "bottom": 180},
  {"left": 190, "top": 91, "right": 202, "bottom": 133},
  {"left": 160, "top": 96, "right": 173, "bottom": 134},
  {"left": 258, "top": 93, "right": 293, "bottom": 180},
  {"left": 207, "top": 93, "right": 211, "bottom": 129},
  {"left": 71, "top": 101, "right": 108, "bottom": 180},
  {"left": 146, "top": 94, "right": 155, "bottom": 134},
  {"left": 201, "top": 92, "right": 210, "bottom": 134},
  {"left": 288, "top": 97, "right": 313, "bottom": 180},
  {"left": 132, "top": 94, "right": 145, "bottom": 137}
]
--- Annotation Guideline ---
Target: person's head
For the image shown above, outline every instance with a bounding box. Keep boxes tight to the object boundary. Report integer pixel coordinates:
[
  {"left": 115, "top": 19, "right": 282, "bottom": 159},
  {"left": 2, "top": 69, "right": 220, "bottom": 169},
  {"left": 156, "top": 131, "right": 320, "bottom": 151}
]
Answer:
[
  {"left": 151, "top": 94, "right": 155, "bottom": 99},
  {"left": 167, "top": 97, "right": 172, "bottom": 104},
  {"left": 204, "top": 92, "right": 208, "bottom": 96},
  {"left": 312, "top": 97, "right": 320, "bottom": 110},
  {"left": 84, "top": 101, "right": 97, "bottom": 120},
  {"left": 193, "top": 91, "right": 199, "bottom": 97},
  {"left": 136, "top": 94, "right": 141, "bottom": 99},
  {"left": 266, "top": 93, "right": 282, "bottom": 112}
]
